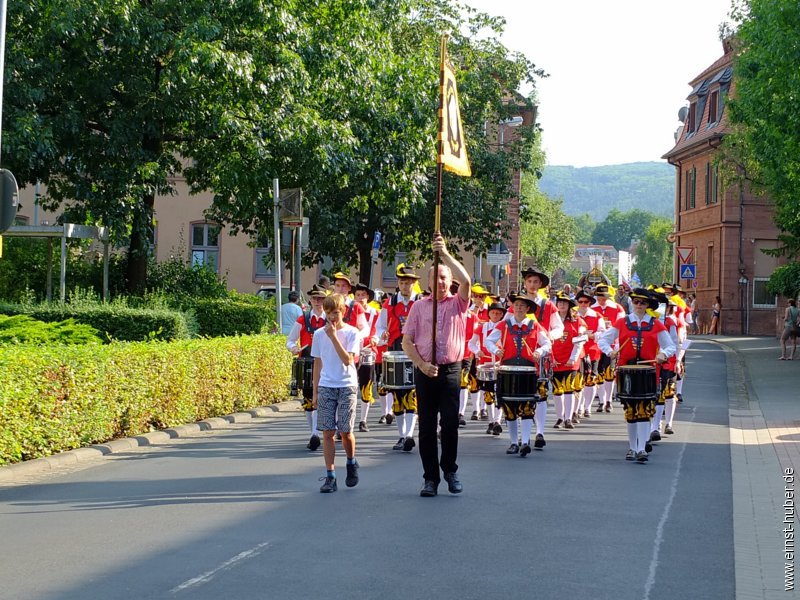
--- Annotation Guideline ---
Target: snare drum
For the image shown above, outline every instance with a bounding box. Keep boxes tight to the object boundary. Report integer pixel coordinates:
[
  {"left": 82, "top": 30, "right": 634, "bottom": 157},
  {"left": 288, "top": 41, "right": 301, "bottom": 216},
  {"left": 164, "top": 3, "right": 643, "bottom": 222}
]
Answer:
[
  {"left": 291, "top": 357, "right": 315, "bottom": 395},
  {"left": 476, "top": 364, "right": 497, "bottom": 382},
  {"left": 382, "top": 351, "right": 415, "bottom": 389},
  {"left": 497, "top": 365, "right": 538, "bottom": 401},
  {"left": 360, "top": 348, "right": 376, "bottom": 366},
  {"left": 616, "top": 364, "right": 657, "bottom": 404}
]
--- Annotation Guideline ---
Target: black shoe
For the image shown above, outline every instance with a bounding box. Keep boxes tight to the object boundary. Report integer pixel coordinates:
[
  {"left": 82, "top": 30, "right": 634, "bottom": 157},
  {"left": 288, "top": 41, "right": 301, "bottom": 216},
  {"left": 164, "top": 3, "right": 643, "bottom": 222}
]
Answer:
[
  {"left": 335, "top": 431, "right": 342, "bottom": 441},
  {"left": 604, "top": 402, "right": 612, "bottom": 413},
  {"left": 636, "top": 451, "right": 649, "bottom": 463},
  {"left": 420, "top": 480, "right": 438, "bottom": 497},
  {"left": 358, "top": 421, "right": 369, "bottom": 433},
  {"left": 402, "top": 437, "right": 416, "bottom": 452},
  {"left": 492, "top": 423, "right": 503, "bottom": 436},
  {"left": 378, "top": 415, "right": 386, "bottom": 424},
  {"left": 664, "top": 425, "right": 674, "bottom": 435},
  {"left": 392, "top": 437, "right": 405, "bottom": 450},
  {"left": 595, "top": 404, "right": 604, "bottom": 413},
  {"left": 582, "top": 409, "right": 591, "bottom": 419},
  {"left": 506, "top": 443, "right": 519, "bottom": 454},
  {"left": 308, "top": 434, "right": 321, "bottom": 451},
  {"left": 345, "top": 461, "right": 359, "bottom": 487},
  {"left": 645, "top": 441, "right": 653, "bottom": 453},
  {"left": 519, "top": 443, "right": 532, "bottom": 457},
  {"left": 649, "top": 430, "right": 661, "bottom": 442},
  {"left": 571, "top": 412, "right": 581, "bottom": 424},
  {"left": 444, "top": 472, "right": 463, "bottom": 494},
  {"left": 458, "top": 414, "right": 467, "bottom": 427},
  {"left": 554, "top": 418, "right": 563, "bottom": 429},
  {"left": 534, "top": 434, "right": 546, "bottom": 449},
  {"left": 385, "top": 413, "right": 395, "bottom": 425},
  {"left": 486, "top": 423, "right": 494, "bottom": 435},
  {"left": 564, "top": 419, "right": 574, "bottom": 430},
  {"left": 676, "top": 394, "right": 683, "bottom": 403},
  {"left": 625, "top": 449, "right": 635, "bottom": 461},
  {"left": 470, "top": 411, "right": 479, "bottom": 421},
  {"left": 480, "top": 409, "right": 489, "bottom": 421},
  {"left": 319, "top": 476, "right": 337, "bottom": 493}
]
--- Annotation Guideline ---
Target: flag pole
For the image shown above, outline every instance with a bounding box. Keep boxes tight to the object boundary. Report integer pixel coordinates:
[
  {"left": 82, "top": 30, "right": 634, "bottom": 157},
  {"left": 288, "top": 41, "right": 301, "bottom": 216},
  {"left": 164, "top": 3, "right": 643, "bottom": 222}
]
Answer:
[{"left": 431, "top": 35, "right": 447, "bottom": 367}]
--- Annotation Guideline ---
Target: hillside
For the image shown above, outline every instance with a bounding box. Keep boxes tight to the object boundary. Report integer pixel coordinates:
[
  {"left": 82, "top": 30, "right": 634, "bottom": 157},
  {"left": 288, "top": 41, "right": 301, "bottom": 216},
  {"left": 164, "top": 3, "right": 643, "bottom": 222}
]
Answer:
[{"left": 538, "top": 161, "right": 675, "bottom": 221}]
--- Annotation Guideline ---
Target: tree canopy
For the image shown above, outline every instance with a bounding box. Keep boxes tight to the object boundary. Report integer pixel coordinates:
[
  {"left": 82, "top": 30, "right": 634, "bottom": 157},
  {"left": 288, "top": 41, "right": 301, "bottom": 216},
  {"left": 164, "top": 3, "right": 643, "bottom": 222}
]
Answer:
[
  {"left": 728, "top": 0, "right": 800, "bottom": 260},
  {"left": 631, "top": 217, "right": 673, "bottom": 287},
  {"left": 4, "top": 0, "right": 545, "bottom": 290},
  {"left": 592, "top": 208, "right": 655, "bottom": 251}
]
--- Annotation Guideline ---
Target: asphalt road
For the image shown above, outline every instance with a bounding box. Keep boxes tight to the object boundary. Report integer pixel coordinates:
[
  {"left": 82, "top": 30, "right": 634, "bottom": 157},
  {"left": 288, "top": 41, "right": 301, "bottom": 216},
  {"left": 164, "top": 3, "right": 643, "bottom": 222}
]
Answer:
[{"left": 0, "top": 340, "right": 733, "bottom": 600}]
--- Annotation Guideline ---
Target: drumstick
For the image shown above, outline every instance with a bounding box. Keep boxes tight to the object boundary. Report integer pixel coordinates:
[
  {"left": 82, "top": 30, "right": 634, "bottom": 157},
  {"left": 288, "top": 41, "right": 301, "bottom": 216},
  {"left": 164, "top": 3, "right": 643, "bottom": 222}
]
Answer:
[{"left": 637, "top": 359, "right": 657, "bottom": 364}]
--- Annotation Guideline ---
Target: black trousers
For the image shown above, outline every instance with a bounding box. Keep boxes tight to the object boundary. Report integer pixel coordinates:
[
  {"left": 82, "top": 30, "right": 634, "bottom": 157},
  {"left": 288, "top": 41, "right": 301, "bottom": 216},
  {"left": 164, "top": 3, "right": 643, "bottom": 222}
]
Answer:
[{"left": 415, "top": 362, "right": 460, "bottom": 484}]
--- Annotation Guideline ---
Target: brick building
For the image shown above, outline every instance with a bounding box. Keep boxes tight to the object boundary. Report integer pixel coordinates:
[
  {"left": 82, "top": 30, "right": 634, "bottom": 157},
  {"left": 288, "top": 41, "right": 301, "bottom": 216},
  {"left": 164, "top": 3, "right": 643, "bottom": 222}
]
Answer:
[{"left": 662, "top": 39, "right": 785, "bottom": 336}]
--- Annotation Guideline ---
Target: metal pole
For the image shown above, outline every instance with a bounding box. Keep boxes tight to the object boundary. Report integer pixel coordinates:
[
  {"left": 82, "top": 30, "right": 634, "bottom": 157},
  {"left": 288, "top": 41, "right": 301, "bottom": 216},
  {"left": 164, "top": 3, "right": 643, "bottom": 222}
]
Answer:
[
  {"left": 60, "top": 234, "right": 67, "bottom": 302},
  {"left": 46, "top": 238, "right": 53, "bottom": 301},
  {"left": 34, "top": 181, "right": 40, "bottom": 225},
  {"left": 273, "top": 178, "right": 282, "bottom": 321},
  {"left": 294, "top": 224, "right": 302, "bottom": 292},
  {"left": 102, "top": 240, "right": 110, "bottom": 301}
]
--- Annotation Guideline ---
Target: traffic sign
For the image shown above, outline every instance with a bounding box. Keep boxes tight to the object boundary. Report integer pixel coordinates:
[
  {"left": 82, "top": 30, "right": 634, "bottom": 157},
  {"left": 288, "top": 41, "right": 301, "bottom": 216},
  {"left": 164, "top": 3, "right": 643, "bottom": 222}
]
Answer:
[
  {"left": 680, "top": 264, "right": 696, "bottom": 279},
  {"left": 677, "top": 246, "right": 694, "bottom": 264},
  {"left": 486, "top": 252, "right": 511, "bottom": 266}
]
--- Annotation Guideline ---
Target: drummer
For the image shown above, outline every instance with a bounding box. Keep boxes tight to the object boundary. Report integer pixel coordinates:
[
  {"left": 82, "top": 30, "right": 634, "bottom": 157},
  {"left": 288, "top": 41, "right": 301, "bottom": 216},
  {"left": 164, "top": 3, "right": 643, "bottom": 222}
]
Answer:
[
  {"left": 485, "top": 294, "right": 551, "bottom": 456},
  {"left": 550, "top": 292, "right": 588, "bottom": 431},
  {"left": 285, "top": 284, "right": 329, "bottom": 451},
  {"left": 649, "top": 288, "right": 682, "bottom": 440},
  {"left": 597, "top": 288, "right": 676, "bottom": 463},
  {"left": 574, "top": 290, "right": 606, "bottom": 420},
  {"left": 468, "top": 301, "right": 508, "bottom": 435},
  {"left": 354, "top": 283, "right": 380, "bottom": 432}
]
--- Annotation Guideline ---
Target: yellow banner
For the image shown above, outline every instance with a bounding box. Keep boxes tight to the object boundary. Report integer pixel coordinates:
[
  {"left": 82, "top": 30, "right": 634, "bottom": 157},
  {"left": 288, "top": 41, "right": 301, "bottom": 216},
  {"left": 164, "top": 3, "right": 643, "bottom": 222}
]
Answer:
[{"left": 438, "top": 41, "right": 471, "bottom": 177}]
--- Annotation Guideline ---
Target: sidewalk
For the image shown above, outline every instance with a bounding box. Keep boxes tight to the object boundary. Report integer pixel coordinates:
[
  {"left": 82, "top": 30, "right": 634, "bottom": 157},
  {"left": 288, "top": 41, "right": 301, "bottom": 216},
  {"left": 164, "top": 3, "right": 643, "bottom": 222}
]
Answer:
[{"left": 702, "top": 335, "right": 799, "bottom": 600}]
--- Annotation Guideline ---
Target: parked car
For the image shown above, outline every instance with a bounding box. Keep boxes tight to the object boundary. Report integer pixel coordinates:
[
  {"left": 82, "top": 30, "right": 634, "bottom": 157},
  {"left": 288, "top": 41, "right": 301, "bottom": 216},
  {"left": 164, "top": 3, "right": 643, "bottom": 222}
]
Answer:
[{"left": 256, "top": 287, "right": 307, "bottom": 308}]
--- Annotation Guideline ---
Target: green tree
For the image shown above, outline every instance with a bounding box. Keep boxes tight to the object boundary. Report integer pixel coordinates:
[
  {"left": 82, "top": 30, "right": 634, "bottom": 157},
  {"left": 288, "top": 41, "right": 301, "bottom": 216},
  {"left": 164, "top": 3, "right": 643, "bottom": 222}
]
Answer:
[
  {"left": 518, "top": 136, "right": 576, "bottom": 275},
  {"left": 4, "top": 0, "right": 360, "bottom": 292},
  {"left": 727, "top": 0, "right": 800, "bottom": 259},
  {"left": 632, "top": 217, "right": 673, "bottom": 286},
  {"left": 570, "top": 213, "right": 596, "bottom": 244},
  {"left": 592, "top": 208, "right": 655, "bottom": 251}
]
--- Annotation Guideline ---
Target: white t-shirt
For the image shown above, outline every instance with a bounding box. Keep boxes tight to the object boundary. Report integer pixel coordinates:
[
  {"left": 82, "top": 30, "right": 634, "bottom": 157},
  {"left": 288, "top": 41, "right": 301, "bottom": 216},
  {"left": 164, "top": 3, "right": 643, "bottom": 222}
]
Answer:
[{"left": 310, "top": 323, "right": 360, "bottom": 388}]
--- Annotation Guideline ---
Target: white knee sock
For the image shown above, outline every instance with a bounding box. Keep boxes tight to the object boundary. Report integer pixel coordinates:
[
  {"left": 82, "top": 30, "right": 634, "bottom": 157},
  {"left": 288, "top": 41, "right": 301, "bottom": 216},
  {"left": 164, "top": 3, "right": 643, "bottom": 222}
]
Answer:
[
  {"left": 637, "top": 422, "right": 651, "bottom": 452},
  {"left": 473, "top": 391, "right": 484, "bottom": 413},
  {"left": 675, "top": 379, "right": 684, "bottom": 395},
  {"left": 602, "top": 380, "right": 614, "bottom": 405},
  {"left": 397, "top": 412, "right": 406, "bottom": 437},
  {"left": 508, "top": 419, "right": 519, "bottom": 444},
  {"left": 459, "top": 388, "right": 468, "bottom": 415},
  {"left": 405, "top": 413, "right": 417, "bottom": 438},
  {"left": 627, "top": 422, "right": 637, "bottom": 451},
  {"left": 385, "top": 392, "right": 394, "bottom": 415},
  {"left": 665, "top": 398, "right": 677, "bottom": 427},
  {"left": 521, "top": 419, "right": 533, "bottom": 445},
  {"left": 554, "top": 395, "right": 564, "bottom": 420},
  {"left": 535, "top": 401, "right": 548, "bottom": 435},
  {"left": 360, "top": 402, "right": 370, "bottom": 423},
  {"left": 306, "top": 411, "right": 315, "bottom": 435},
  {"left": 564, "top": 393, "right": 574, "bottom": 420},
  {"left": 651, "top": 405, "right": 664, "bottom": 432}
]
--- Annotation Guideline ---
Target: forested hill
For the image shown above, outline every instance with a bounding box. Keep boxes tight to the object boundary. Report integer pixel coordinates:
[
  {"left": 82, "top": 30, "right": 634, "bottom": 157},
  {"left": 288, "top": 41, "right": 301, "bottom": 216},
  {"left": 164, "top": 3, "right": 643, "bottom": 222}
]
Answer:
[{"left": 538, "top": 162, "right": 675, "bottom": 220}]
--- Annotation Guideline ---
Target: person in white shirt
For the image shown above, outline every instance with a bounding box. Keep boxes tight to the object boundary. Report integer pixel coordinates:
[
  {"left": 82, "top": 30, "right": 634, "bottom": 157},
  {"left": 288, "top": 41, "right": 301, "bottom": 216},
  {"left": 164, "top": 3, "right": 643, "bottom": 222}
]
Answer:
[{"left": 312, "top": 294, "right": 362, "bottom": 493}]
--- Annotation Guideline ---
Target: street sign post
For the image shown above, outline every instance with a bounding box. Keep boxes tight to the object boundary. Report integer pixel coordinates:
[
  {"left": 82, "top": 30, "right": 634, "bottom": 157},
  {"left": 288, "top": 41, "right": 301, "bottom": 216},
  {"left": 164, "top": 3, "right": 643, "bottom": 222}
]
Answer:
[
  {"left": 677, "top": 246, "right": 695, "bottom": 264},
  {"left": 486, "top": 252, "right": 511, "bottom": 266}
]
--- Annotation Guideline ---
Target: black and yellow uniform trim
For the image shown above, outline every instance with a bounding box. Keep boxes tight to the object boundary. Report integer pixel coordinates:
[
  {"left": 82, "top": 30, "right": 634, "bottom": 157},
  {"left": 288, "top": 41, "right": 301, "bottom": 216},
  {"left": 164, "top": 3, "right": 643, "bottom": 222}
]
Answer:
[
  {"left": 500, "top": 399, "right": 536, "bottom": 421},
  {"left": 658, "top": 368, "right": 676, "bottom": 406},
  {"left": 391, "top": 388, "right": 417, "bottom": 414},
  {"left": 551, "top": 370, "right": 584, "bottom": 395}
]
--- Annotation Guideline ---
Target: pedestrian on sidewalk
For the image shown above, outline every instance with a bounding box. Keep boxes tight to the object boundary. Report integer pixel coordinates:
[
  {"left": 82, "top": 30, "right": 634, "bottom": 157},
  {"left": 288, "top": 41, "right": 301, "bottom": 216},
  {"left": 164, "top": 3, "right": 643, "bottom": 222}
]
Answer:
[
  {"left": 779, "top": 298, "right": 800, "bottom": 360},
  {"left": 707, "top": 296, "right": 721, "bottom": 334},
  {"left": 402, "top": 232, "right": 471, "bottom": 497},
  {"left": 311, "top": 293, "right": 362, "bottom": 493}
]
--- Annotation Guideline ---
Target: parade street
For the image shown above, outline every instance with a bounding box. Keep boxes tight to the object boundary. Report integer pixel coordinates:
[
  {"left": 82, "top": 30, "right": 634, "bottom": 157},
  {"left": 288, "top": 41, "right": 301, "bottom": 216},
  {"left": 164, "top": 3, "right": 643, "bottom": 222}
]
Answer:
[{"left": 0, "top": 337, "right": 795, "bottom": 600}]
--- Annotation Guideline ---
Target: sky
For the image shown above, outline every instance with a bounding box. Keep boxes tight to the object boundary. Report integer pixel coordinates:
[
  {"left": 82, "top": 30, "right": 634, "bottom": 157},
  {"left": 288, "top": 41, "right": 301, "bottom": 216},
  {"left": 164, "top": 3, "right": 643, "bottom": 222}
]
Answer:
[{"left": 465, "top": 0, "right": 735, "bottom": 167}]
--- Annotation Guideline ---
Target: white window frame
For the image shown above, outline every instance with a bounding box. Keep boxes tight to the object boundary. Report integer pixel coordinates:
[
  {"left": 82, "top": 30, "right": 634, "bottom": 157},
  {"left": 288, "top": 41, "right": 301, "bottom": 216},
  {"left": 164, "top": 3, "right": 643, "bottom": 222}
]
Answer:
[
  {"left": 190, "top": 222, "right": 221, "bottom": 272},
  {"left": 254, "top": 245, "right": 276, "bottom": 279},
  {"left": 752, "top": 277, "right": 777, "bottom": 308}
]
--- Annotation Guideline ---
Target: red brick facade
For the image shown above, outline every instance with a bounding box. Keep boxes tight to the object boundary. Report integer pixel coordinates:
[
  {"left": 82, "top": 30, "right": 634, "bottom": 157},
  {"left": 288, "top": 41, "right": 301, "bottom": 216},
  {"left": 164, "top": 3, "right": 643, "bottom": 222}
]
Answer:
[{"left": 663, "top": 41, "right": 785, "bottom": 336}]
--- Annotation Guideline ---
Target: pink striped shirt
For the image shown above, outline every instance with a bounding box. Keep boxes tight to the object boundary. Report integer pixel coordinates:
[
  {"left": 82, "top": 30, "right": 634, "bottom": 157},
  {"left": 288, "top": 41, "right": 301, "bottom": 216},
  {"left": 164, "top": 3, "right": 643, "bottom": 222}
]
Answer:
[{"left": 403, "top": 293, "right": 470, "bottom": 364}]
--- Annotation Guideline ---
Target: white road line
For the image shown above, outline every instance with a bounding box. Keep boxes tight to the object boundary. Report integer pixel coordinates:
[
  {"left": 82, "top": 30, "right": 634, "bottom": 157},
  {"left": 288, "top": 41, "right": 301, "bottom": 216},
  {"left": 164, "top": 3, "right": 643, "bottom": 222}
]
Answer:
[
  {"left": 170, "top": 542, "right": 271, "bottom": 594},
  {"left": 643, "top": 406, "right": 696, "bottom": 600}
]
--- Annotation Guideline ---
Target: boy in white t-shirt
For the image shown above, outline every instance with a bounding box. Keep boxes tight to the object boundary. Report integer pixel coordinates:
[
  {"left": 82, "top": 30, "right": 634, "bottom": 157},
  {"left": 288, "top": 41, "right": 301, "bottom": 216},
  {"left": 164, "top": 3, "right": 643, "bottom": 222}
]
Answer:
[{"left": 311, "top": 293, "right": 362, "bottom": 493}]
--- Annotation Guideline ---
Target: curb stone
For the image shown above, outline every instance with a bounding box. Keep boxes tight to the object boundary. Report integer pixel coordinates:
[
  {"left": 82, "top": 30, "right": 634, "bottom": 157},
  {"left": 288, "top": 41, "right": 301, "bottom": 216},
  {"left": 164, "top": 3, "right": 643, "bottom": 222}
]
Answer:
[{"left": 0, "top": 399, "right": 302, "bottom": 483}]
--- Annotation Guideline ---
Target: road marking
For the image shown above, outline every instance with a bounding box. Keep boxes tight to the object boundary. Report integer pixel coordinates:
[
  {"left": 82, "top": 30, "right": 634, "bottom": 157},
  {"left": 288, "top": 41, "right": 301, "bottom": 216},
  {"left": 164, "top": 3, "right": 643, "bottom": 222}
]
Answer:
[
  {"left": 170, "top": 542, "right": 271, "bottom": 594},
  {"left": 643, "top": 407, "right": 696, "bottom": 600}
]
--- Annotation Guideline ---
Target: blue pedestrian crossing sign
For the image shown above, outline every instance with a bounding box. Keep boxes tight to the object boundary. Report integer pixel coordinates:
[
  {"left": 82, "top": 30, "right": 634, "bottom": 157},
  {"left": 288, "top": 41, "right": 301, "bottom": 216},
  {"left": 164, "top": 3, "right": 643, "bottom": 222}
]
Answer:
[{"left": 680, "top": 264, "right": 696, "bottom": 279}]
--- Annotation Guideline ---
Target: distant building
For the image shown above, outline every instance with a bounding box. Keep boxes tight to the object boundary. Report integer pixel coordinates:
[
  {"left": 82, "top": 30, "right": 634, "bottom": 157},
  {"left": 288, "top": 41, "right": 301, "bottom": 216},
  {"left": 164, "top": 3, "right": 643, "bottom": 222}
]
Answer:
[{"left": 662, "top": 38, "right": 785, "bottom": 336}]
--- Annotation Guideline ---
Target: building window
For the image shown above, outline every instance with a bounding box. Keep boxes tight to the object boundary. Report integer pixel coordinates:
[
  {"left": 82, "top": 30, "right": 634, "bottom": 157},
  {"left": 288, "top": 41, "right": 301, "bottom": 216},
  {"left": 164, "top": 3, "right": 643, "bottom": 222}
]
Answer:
[
  {"left": 752, "top": 277, "right": 776, "bottom": 308},
  {"left": 706, "top": 244, "right": 714, "bottom": 287},
  {"left": 685, "top": 167, "right": 696, "bottom": 209},
  {"left": 254, "top": 245, "right": 276, "bottom": 278},
  {"left": 705, "top": 163, "right": 712, "bottom": 205},
  {"left": 704, "top": 163, "right": 719, "bottom": 205},
  {"left": 684, "top": 171, "right": 691, "bottom": 210},
  {"left": 708, "top": 90, "right": 719, "bottom": 124},
  {"left": 382, "top": 252, "right": 407, "bottom": 282},
  {"left": 688, "top": 102, "right": 697, "bottom": 132},
  {"left": 191, "top": 222, "right": 220, "bottom": 272}
]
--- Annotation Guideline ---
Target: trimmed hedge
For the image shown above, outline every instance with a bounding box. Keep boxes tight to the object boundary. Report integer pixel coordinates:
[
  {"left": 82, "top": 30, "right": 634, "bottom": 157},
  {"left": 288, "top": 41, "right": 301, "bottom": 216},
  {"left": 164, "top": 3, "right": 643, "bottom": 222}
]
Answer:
[
  {"left": 0, "top": 301, "right": 192, "bottom": 342},
  {"left": 0, "top": 315, "right": 102, "bottom": 345},
  {"left": 0, "top": 334, "right": 292, "bottom": 464},
  {"left": 192, "top": 298, "right": 273, "bottom": 337}
]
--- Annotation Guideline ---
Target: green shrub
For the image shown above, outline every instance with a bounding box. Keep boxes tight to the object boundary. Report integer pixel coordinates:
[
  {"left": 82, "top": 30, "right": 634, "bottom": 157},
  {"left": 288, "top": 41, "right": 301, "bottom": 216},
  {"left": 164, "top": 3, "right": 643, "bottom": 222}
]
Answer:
[
  {"left": 0, "top": 301, "right": 192, "bottom": 342},
  {"left": 192, "top": 294, "right": 273, "bottom": 337},
  {"left": 0, "top": 315, "right": 101, "bottom": 345},
  {"left": 0, "top": 334, "right": 292, "bottom": 464}
]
